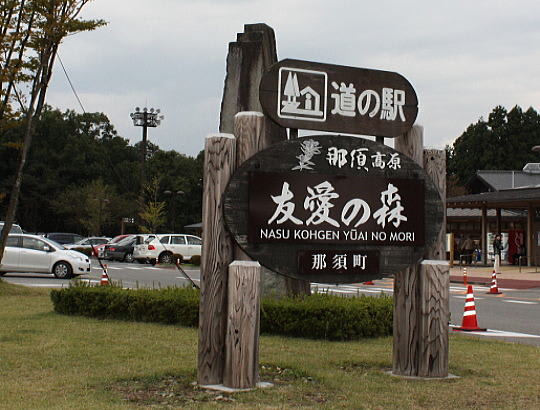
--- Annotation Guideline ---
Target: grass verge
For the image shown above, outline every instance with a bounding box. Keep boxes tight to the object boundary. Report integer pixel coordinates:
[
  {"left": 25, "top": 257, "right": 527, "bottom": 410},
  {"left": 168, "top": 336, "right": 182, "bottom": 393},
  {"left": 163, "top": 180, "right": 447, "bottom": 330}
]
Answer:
[{"left": 0, "top": 281, "right": 539, "bottom": 409}]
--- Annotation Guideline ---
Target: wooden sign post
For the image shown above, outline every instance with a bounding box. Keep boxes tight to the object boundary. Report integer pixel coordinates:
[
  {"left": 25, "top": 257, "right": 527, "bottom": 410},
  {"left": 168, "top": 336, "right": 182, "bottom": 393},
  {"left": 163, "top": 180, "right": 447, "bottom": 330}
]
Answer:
[
  {"left": 199, "top": 23, "right": 449, "bottom": 391},
  {"left": 223, "top": 261, "right": 261, "bottom": 389},
  {"left": 198, "top": 133, "right": 236, "bottom": 386},
  {"left": 393, "top": 126, "right": 449, "bottom": 378}
]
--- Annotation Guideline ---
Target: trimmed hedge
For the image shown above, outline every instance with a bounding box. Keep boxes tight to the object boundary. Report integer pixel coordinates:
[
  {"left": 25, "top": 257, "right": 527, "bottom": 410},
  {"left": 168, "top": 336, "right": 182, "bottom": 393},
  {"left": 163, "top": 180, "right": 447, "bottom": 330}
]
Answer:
[{"left": 50, "top": 284, "right": 393, "bottom": 340}]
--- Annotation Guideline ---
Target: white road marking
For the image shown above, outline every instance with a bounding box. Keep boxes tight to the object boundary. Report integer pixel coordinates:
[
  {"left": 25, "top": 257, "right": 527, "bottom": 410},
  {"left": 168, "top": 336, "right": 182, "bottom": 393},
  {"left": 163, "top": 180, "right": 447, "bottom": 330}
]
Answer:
[
  {"left": 451, "top": 326, "right": 540, "bottom": 338},
  {"left": 453, "top": 296, "right": 484, "bottom": 300},
  {"left": 502, "top": 300, "right": 538, "bottom": 305}
]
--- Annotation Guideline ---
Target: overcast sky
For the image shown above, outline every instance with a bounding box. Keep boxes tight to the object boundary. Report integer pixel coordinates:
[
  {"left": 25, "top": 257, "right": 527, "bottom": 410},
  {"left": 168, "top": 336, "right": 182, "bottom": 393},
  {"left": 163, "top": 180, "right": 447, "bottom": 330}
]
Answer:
[{"left": 47, "top": 0, "right": 540, "bottom": 157}]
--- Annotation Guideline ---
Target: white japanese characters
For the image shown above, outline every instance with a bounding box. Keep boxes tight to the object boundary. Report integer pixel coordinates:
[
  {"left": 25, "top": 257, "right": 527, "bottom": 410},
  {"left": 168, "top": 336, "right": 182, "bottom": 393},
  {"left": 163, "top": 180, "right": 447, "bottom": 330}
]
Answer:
[
  {"left": 278, "top": 67, "right": 407, "bottom": 123},
  {"left": 293, "top": 142, "right": 401, "bottom": 172},
  {"left": 309, "top": 252, "right": 368, "bottom": 271},
  {"left": 268, "top": 180, "right": 407, "bottom": 230}
]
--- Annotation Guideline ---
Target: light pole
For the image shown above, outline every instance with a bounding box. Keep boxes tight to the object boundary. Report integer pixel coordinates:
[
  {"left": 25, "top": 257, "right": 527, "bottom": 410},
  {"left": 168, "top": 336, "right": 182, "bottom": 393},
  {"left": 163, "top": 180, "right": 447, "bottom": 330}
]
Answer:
[
  {"left": 130, "top": 107, "right": 164, "bottom": 194},
  {"left": 163, "top": 190, "right": 184, "bottom": 233}
]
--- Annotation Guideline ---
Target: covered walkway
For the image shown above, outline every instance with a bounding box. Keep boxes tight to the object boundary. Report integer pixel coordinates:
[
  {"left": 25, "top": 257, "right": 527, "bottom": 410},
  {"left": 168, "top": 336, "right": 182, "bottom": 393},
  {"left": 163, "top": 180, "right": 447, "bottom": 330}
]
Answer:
[{"left": 447, "top": 187, "right": 540, "bottom": 266}]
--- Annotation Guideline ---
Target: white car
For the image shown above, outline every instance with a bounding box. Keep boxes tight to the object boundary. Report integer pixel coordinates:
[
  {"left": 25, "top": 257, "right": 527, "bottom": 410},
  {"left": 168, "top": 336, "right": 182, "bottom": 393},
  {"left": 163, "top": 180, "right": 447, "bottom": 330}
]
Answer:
[
  {"left": 64, "top": 236, "right": 111, "bottom": 255},
  {"left": 133, "top": 234, "right": 202, "bottom": 264},
  {"left": 0, "top": 234, "right": 91, "bottom": 279}
]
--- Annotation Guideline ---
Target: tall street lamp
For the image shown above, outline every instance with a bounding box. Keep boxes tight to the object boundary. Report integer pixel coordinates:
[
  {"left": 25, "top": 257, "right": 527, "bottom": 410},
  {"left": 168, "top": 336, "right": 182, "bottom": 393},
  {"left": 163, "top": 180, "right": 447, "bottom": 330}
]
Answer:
[{"left": 130, "top": 107, "right": 164, "bottom": 194}]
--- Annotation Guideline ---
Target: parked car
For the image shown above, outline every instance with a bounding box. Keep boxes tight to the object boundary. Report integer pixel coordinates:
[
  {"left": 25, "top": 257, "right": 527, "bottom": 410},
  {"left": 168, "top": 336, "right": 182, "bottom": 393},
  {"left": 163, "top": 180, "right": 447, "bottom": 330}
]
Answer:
[
  {"left": 64, "top": 236, "right": 111, "bottom": 256},
  {"left": 94, "top": 234, "right": 130, "bottom": 259},
  {"left": 103, "top": 235, "right": 137, "bottom": 262},
  {"left": 133, "top": 234, "right": 202, "bottom": 264},
  {"left": 44, "top": 232, "right": 84, "bottom": 245},
  {"left": 0, "top": 234, "right": 90, "bottom": 279},
  {"left": 0, "top": 222, "right": 23, "bottom": 235}
]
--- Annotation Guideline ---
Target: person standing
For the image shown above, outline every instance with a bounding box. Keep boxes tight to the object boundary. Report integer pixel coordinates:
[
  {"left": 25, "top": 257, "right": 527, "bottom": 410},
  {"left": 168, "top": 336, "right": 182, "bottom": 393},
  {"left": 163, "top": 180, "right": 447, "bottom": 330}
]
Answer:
[
  {"left": 493, "top": 234, "right": 503, "bottom": 273},
  {"left": 461, "top": 235, "right": 475, "bottom": 265}
]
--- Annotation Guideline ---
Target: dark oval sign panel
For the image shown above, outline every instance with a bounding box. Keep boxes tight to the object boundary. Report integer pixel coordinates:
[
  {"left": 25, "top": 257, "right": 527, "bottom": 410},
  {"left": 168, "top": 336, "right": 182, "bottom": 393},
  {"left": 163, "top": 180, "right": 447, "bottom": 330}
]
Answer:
[
  {"left": 223, "top": 135, "right": 443, "bottom": 284},
  {"left": 259, "top": 59, "right": 418, "bottom": 138}
]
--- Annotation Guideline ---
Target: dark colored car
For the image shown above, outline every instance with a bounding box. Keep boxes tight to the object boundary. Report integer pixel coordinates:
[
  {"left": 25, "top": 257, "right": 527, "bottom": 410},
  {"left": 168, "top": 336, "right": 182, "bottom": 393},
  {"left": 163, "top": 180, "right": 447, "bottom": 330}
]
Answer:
[
  {"left": 44, "top": 232, "right": 84, "bottom": 245},
  {"left": 103, "top": 235, "right": 136, "bottom": 262}
]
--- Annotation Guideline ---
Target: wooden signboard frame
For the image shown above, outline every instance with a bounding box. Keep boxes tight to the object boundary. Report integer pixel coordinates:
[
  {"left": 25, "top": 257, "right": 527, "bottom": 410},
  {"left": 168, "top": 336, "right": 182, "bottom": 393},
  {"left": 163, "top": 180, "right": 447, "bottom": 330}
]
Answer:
[
  {"left": 223, "top": 135, "right": 443, "bottom": 284},
  {"left": 259, "top": 59, "right": 418, "bottom": 137}
]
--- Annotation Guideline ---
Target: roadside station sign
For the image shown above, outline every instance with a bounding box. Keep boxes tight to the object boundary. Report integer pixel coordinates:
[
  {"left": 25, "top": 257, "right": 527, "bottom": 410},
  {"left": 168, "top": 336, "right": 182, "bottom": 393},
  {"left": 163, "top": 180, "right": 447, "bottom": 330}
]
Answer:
[
  {"left": 259, "top": 59, "right": 418, "bottom": 137},
  {"left": 223, "top": 135, "right": 443, "bottom": 283}
]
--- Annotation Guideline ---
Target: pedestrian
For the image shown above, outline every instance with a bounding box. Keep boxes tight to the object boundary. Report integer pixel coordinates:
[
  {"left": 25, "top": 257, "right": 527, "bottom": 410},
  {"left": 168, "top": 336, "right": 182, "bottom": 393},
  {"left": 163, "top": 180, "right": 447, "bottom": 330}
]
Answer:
[
  {"left": 460, "top": 235, "right": 475, "bottom": 265},
  {"left": 493, "top": 233, "right": 503, "bottom": 273}
]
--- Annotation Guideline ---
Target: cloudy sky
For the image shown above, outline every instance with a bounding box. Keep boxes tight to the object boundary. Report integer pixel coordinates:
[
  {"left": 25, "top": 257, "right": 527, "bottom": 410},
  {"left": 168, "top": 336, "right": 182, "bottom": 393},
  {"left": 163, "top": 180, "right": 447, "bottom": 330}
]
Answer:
[{"left": 47, "top": 0, "right": 540, "bottom": 157}]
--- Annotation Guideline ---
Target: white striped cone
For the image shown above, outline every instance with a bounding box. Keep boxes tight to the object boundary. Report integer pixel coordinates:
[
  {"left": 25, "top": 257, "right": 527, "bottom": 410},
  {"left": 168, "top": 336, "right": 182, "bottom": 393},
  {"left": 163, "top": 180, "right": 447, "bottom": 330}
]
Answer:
[
  {"left": 100, "top": 265, "right": 110, "bottom": 286},
  {"left": 487, "top": 270, "right": 502, "bottom": 294},
  {"left": 453, "top": 285, "right": 486, "bottom": 332},
  {"left": 463, "top": 267, "right": 468, "bottom": 285}
]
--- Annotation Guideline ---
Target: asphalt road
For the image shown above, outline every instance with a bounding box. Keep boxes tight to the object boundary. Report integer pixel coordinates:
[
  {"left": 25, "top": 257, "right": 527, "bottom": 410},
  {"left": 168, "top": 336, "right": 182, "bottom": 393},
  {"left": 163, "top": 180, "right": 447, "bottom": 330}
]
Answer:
[{"left": 3, "top": 259, "right": 539, "bottom": 346}]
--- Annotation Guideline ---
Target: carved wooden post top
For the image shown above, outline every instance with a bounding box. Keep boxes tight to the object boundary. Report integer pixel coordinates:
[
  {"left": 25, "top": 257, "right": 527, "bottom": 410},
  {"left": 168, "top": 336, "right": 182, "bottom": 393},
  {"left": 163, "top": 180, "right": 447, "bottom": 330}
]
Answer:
[
  {"left": 230, "top": 260, "right": 261, "bottom": 268},
  {"left": 235, "top": 111, "right": 264, "bottom": 118},
  {"left": 421, "top": 260, "right": 449, "bottom": 266},
  {"left": 206, "top": 133, "right": 235, "bottom": 140}
]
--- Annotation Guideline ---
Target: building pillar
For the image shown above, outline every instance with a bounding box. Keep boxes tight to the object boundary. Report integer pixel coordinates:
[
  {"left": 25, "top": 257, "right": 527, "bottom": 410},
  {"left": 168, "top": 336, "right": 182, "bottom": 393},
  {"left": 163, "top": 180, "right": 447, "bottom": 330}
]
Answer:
[
  {"left": 496, "top": 208, "right": 502, "bottom": 234},
  {"left": 527, "top": 203, "right": 534, "bottom": 267}
]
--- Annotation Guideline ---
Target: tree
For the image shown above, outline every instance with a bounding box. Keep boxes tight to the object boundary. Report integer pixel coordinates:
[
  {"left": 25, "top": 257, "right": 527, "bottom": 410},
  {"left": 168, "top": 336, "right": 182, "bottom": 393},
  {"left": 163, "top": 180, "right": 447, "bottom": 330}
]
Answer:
[
  {"left": 0, "top": 0, "right": 105, "bottom": 261},
  {"left": 138, "top": 176, "right": 166, "bottom": 234},
  {"left": 0, "top": 107, "right": 140, "bottom": 233},
  {"left": 54, "top": 179, "right": 128, "bottom": 236},
  {"left": 447, "top": 105, "right": 540, "bottom": 192}
]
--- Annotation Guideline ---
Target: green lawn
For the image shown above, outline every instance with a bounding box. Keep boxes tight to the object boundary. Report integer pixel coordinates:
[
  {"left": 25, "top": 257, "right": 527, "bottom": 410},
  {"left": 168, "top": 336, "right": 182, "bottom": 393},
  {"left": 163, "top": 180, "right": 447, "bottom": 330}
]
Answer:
[{"left": 1, "top": 280, "right": 539, "bottom": 409}]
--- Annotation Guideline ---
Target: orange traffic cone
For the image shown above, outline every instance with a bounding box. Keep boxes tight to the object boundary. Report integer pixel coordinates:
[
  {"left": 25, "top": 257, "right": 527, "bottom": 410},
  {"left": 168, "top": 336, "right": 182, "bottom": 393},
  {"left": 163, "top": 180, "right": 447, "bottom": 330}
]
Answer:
[
  {"left": 487, "top": 270, "right": 502, "bottom": 294},
  {"left": 453, "top": 285, "right": 486, "bottom": 332},
  {"left": 462, "top": 266, "right": 468, "bottom": 285},
  {"left": 100, "top": 265, "right": 110, "bottom": 286}
]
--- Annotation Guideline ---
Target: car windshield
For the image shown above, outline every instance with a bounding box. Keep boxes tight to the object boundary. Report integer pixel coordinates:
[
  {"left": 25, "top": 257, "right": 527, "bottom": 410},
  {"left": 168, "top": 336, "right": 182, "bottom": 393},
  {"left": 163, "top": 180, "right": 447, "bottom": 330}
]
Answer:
[
  {"left": 116, "top": 236, "right": 134, "bottom": 245},
  {"left": 41, "top": 237, "right": 65, "bottom": 250},
  {"left": 111, "top": 236, "right": 127, "bottom": 243}
]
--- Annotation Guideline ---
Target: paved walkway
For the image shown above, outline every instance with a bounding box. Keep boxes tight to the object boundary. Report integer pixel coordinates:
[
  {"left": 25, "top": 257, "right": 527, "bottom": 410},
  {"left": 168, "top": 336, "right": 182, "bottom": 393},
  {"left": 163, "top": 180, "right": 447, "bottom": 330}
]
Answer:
[{"left": 450, "top": 263, "right": 540, "bottom": 289}]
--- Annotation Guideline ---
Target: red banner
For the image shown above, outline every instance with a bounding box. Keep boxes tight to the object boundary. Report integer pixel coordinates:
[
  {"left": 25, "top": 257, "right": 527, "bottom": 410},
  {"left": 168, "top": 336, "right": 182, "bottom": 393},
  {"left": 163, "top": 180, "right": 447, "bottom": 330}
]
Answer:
[{"left": 508, "top": 230, "right": 524, "bottom": 264}]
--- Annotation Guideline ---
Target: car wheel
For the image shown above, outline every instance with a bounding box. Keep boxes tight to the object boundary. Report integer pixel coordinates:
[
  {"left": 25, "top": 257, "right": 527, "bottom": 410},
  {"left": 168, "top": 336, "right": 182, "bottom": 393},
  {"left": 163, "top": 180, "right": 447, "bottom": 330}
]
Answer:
[
  {"left": 53, "top": 262, "right": 73, "bottom": 279},
  {"left": 124, "top": 252, "right": 134, "bottom": 263},
  {"left": 159, "top": 252, "right": 173, "bottom": 264}
]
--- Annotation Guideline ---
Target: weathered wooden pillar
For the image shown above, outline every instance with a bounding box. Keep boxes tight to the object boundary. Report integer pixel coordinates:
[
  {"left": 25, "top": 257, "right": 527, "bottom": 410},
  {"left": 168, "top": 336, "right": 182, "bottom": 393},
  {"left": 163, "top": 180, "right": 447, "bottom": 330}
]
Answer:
[
  {"left": 418, "top": 260, "right": 449, "bottom": 377},
  {"left": 233, "top": 112, "right": 310, "bottom": 296},
  {"left": 481, "top": 205, "right": 487, "bottom": 265},
  {"left": 394, "top": 125, "right": 423, "bottom": 165},
  {"left": 496, "top": 208, "right": 502, "bottom": 235},
  {"left": 198, "top": 133, "right": 236, "bottom": 385},
  {"left": 393, "top": 125, "right": 423, "bottom": 376},
  {"left": 223, "top": 261, "right": 261, "bottom": 389},
  {"left": 420, "top": 149, "right": 449, "bottom": 377},
  {"left": 393, "top": 126, "right": 449, "bottom": 377},
  {"left": 392, "top": 260, "right": 421, "bottom": 376},
  {"left": 423, "top": 149, "right": 446, "bottom": 260},
  {"left": 233, "top": 112, "right": 265, "bottom": 261}
]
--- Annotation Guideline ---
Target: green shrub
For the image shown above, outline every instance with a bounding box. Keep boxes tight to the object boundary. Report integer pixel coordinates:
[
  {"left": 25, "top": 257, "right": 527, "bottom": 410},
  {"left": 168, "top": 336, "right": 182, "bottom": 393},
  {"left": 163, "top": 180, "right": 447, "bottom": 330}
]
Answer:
[{"left": 50, "top": 284, "right": 392, "bottom": 340}]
